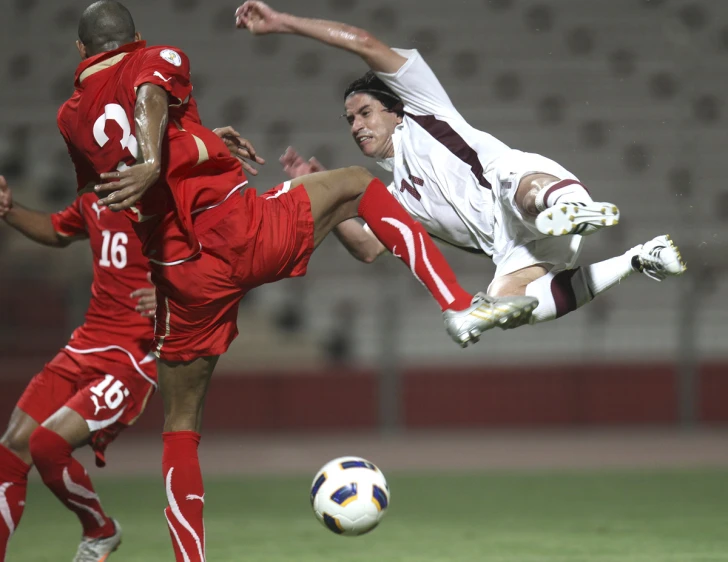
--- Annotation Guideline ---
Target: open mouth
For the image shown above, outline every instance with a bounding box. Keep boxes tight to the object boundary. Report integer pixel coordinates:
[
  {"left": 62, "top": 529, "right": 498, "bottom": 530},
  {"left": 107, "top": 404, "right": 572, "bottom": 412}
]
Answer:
[{"left": 357, "top": 136, "right": 373, "bottom": 146}]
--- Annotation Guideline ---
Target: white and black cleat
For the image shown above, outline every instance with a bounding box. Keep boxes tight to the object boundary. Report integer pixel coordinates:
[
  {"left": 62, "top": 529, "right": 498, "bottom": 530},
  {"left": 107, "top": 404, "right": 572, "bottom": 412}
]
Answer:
[
  {"left": 631, "top": 234, "right": 687, "bottom": 281},
  {"left": 443, "top": 293, "right": 539, "bottom": 348},
  {"left": 536, "top": 201, "right": 620, "bottom": 237}
]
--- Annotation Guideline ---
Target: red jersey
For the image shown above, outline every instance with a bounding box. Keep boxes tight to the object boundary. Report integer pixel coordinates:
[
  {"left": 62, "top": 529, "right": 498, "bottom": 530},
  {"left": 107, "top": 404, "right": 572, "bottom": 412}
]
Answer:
[
  {"left": 51, "top": 192, "right": 154, "bottom": 362},
  {"left": 57, "top": 41, "right": 246, "bottom": 265}
]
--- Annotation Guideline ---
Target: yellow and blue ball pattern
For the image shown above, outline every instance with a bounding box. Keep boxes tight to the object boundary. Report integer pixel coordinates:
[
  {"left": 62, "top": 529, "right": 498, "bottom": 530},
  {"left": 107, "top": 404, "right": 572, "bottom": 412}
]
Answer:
[{"left": 310, "top": 456, "right": 390, "bottom": 537}]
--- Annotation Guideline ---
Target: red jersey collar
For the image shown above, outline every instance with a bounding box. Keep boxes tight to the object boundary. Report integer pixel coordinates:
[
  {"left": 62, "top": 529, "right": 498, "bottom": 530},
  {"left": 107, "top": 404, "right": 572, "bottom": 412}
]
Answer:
[{"left": 74, "top": 40, "right": 147, "bottom": 86}]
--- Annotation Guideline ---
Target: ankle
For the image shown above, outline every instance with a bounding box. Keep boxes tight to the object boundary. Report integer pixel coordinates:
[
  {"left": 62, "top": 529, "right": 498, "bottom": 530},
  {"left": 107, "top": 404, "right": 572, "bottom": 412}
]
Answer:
[
  {"left": 447, "top": 294, "right": 475, "bottom": 312},
  {"left": 535, "top": 179, "right": 592, "bottom": 212},
  {"left": 84, "top": 517, "right": 116, "bottom": 540}
]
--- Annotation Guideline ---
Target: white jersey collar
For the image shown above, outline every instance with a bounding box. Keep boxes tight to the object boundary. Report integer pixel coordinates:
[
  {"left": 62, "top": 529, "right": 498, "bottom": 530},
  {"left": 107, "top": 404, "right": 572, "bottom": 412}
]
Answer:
[
  {"left": 376, "top": 125, "right": 403, "bottom": 172},
  {"left": 377, "top": 156, "right": 395, "bottom": 172}
]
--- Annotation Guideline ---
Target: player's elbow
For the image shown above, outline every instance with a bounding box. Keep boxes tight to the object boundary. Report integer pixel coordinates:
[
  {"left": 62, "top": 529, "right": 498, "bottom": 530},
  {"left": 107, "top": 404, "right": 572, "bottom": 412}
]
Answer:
[
  {"left": 359, "top": 244, "right": 386, "bottom": 264},
  {"left": 352, "top": 28, "right": 381, "bottom": 55},
  {"left": 346, "top": 245, "right": 377, "bottom": 264},
  {"left": 359, "top": 253, "right": 378, "bottom": 264},
  {"left": 52, "top": 234, "right": 72, "bottom": 248}
]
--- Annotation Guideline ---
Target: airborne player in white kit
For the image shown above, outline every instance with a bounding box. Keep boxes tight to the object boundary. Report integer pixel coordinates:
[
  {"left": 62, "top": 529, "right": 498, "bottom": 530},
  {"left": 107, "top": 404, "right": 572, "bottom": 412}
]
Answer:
[{"left": 236, "top": 2, "right": 686, "bottom": 343}]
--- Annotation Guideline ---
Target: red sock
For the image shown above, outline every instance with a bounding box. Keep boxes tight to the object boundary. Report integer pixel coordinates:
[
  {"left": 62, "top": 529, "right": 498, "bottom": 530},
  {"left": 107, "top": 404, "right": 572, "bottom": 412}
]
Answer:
[
  {"left": 28, "top": 426, "right": 114, "bottom": 539},
  {"left": 163, "top": 431, "right": 206, "bottom": 562},
  {"left": 358, "top": 179, "right": 472, "bottom": 311},
  {"left": 0, "top": 444, "right": 30, "bottom": 561}
]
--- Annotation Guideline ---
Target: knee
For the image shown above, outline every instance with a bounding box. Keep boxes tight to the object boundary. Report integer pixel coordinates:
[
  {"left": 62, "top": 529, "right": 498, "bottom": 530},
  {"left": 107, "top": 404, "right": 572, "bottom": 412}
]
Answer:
[
  {"left": 346, "top": 165, "right": 373, "bottom": 183},
  {"left": 28, "top": 427, "right": 47, "bottom": 464},
  {"left": 515, "top": 173, "right": 561, "bottom": 217},
  {"left": 0, "top": 430, "right": 30, "bottom": 463},
  {"left": 342, "top": 166, "right": 374, "bottom": 199},
  {"left": 28, "top": 427, "right": 70, "bottom": 473}
]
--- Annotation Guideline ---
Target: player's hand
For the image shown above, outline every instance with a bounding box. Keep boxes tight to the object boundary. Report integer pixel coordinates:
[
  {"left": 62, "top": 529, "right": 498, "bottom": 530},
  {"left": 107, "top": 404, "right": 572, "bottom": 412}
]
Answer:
[
  {"left": 94, "top": 162, "right": 161, "bottom": 211},
  {"left": 131, "top": 272, "right": 156, "bottom": 318},
  {"left": 0, "top": 176, "right": 13, "bottom": 219},
  {"left": 235, "top": 1, "right": 286, "bottom": 35},
  {"left": 213, "top": 126, "right": 266, "bottom": 176},
  {"left": 280, "top": 147, "right": 327, "bottom": 179}
]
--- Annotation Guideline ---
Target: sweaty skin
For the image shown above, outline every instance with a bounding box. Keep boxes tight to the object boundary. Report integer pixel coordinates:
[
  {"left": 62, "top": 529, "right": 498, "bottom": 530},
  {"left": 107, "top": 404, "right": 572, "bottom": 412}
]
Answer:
[{"left": 94, "top": 83, "right": 168, "bottom": 211}]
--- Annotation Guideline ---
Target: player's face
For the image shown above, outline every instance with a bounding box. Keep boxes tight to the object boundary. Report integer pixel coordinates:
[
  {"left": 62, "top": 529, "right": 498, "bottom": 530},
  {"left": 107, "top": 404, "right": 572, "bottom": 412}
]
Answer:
[{"left": 344, "top": 94, "right": 401, "bottom": 160}]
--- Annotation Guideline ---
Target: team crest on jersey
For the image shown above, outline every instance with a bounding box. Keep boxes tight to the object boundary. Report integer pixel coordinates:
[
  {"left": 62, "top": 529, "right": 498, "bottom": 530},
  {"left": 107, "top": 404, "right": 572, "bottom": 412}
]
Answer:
[{"left": 160, "top": 49, "right": 182, "bottom": 67}]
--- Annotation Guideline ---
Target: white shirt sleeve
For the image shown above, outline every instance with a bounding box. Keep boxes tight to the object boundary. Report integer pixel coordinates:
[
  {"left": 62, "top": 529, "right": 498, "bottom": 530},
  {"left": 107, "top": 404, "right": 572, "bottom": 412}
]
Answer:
[{"left": 374, "top": 49, "right": 459, "bottom": 119}]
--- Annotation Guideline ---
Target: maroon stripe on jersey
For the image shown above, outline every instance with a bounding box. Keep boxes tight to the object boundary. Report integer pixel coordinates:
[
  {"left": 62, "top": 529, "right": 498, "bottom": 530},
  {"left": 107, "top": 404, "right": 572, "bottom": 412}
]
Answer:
[
  {"left": 542, "top": 179, "right": 590, "bottom": 207},
  {"left": 551, "top": 268, "right": 579, "bottom": 318},
  {"left": 406, "top": 113, "right": 491, "bottom": 189}
]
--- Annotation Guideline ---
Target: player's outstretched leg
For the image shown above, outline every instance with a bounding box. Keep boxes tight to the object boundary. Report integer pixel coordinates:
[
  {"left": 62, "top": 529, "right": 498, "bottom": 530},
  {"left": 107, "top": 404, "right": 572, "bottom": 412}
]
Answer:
[
  {"left": 290, "top": 167, "right": 538, "bottom": 347},
  {"left": 28, "top": 407, "right": 121, "bottom": 562},
  {"left": 159, "top": 356, "right": 217, "bottom": 562},
  {"left": 490, "top": 234, "right": 686, "bottom": 323},
  {"left": 516, "top": 173, "right": 620, "bottom": 237},
  {"left": 0, "top": 409, "right": 35, "bottom": 561}
]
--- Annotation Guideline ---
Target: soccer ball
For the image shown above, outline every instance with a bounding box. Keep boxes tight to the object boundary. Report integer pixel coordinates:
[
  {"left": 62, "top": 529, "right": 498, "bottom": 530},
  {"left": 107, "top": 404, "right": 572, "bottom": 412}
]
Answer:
[{"left": 310, "top": 456, "right": 390, "bottom": 536}]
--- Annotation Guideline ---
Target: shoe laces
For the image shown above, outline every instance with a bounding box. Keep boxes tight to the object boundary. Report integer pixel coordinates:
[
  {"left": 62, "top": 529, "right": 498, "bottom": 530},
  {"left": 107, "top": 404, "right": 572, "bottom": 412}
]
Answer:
[
  {"left": 74, "top": 539, "right": 101, "bottom": 562},
  {"left": 471, "top": 292, "right": 495, "bottom": 306},
  {"left": 641, "top": 244, "right": 666, "bottom": 270}
]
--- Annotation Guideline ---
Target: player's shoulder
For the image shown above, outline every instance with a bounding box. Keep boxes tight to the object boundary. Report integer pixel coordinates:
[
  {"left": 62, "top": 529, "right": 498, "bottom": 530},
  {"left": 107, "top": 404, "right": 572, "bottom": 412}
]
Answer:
[
  {"left": 137, "top": 45, "right": 189, "bottom": 67},
  {"left": 56, "top": 89, "right": 82, "bottom": 128},
  {"left": 383, "top": 48, "right": 423, "bottom": 73}
]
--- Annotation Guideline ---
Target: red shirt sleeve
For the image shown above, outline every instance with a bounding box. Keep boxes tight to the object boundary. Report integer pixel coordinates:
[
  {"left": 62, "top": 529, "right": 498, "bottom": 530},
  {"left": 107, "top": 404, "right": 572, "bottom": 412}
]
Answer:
[
  {"left": 51, "top": 198, "right": 88, "bottom": 239},
  {"left": 133, "top": 47, "right": 193, "bottom": 106}
]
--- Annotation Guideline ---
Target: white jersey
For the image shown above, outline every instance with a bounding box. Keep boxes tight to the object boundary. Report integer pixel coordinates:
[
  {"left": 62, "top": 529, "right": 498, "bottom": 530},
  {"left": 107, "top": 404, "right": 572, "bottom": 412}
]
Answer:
[{"left": 374, "top": 49, "right": 511, "bottom": 257}]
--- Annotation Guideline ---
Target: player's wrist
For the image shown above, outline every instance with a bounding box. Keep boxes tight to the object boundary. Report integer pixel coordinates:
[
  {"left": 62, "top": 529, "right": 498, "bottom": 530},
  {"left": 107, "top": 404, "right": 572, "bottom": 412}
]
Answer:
[
  {"left": 1, "top": 202, "right": 16, "bottom": 221},
  {"left": 278, "top": 12, "right": 297, "bottom": 34},
  {"left": 142, "top": 159, "right": 162, "bottom": 176}
]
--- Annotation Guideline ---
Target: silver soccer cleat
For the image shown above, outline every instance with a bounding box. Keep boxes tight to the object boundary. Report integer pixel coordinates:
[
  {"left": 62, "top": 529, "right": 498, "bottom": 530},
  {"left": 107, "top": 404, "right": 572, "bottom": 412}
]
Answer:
[
  {"left": 536, "top": 201, "right": 620, "bottom": 237},
  {"left": 443, "top": 293, "right": 539, "bottom": 348},
  {"left": 631, "top": 234, "right": 687, "bottom": 281},
  {"left": 73, "top": 519, "right": 122, "bottom": 562}
]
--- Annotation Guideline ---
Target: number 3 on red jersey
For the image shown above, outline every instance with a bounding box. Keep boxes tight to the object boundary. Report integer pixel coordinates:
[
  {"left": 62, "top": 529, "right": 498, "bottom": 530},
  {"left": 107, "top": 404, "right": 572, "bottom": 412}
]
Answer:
[{"left": 93, "top": 103, "right": 139, "bottom": 171}]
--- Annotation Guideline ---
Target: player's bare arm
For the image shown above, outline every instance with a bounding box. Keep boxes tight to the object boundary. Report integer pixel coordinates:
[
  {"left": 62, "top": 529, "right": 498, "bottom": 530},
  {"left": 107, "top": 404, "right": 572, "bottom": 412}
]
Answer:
[
  {"left": 213, "top": 125, "right": 266, "bottom": 175},
  {"left": 0, "top": 175, "right": 80, "bottom": 247},
  {"left": 279, "top": 147, "right": 386, "bottom": 263},
  {"left": 235, "top": 1, "right": 406, "bottom": 73},
  {"left": 95, "top": 83, "right": 169, "bottom": 211}
]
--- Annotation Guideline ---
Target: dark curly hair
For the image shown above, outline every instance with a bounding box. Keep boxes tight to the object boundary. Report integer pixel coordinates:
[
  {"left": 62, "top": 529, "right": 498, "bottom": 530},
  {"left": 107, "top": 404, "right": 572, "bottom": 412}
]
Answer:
[{"left": 344, "top": 71, "right": 404, "bottom": 117}]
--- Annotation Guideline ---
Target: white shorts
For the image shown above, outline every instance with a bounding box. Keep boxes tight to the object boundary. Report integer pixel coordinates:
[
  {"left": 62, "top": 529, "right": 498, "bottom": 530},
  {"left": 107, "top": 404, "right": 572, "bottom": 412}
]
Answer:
[{"left": 487, "top": 149, "right": 585, "bottom": 279}]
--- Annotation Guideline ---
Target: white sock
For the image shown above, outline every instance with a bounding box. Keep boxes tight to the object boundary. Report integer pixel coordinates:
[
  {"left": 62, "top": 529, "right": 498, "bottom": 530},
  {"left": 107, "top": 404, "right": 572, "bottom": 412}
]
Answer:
[
  {"left": 525, "top": 253, "right": 635, "bottom": 323},
  {"left": 534, "top": 179, "right": 594, "bottom": 212}
]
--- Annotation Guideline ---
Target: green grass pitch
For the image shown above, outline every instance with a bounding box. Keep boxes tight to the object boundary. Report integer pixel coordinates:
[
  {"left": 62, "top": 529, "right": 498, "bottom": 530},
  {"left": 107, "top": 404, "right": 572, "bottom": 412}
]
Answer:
[{"left": 10, "top": 470, "right": 728, "bottom": 561}]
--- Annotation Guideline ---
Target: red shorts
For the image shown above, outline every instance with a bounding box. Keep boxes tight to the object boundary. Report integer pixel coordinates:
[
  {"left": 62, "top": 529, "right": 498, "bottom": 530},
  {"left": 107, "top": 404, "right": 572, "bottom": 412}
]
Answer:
[
  {"left": 17, "top": 347, "right": 156, "bottom": 467},
  {"left": 152, "top": 183, "right": 314, "bottom": 362}
]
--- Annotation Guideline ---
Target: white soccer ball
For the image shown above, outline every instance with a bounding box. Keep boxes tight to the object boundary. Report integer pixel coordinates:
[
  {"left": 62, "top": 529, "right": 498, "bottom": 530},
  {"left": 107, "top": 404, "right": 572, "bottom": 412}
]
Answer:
[{"left": 310, "top": 456, "right": 390, "bottom": 536}]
